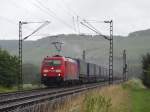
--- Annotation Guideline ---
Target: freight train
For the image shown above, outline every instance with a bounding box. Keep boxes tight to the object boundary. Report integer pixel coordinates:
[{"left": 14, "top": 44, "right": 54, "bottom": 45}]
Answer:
[{"left": 41, "top": 55, "right": 110, "bottom": 86}]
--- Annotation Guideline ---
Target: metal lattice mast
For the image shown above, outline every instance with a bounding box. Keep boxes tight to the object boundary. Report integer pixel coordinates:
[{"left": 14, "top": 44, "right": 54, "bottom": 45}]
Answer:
[
  {"left": 109, "top": 20, "right": 113, "bottom": 84},
  {"left": 18, "top": 21, "right": 23, "bottom": 90},
  {"left": 18, "top": 21, "right": 50, "bottom": 90},
  {"left": 82, "top": 50, "right": 86, "bottom": 61},
  {"left": 123, "top": 49, "right": 127, "bottom": 81},
  {"left": 80, "top": 19, "right": 114, "bottom": 84}
]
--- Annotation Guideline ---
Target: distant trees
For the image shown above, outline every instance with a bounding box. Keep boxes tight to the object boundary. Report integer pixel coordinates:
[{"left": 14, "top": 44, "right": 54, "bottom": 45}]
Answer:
[
  {"left": 23, "top": 63, "right": 40, "bottom": 84},
  {"left": 0, "top": 48, "right": 19, "bottom": 87},
  {"left": 142, "top": 53, "right": 150, "bottom": 87}
]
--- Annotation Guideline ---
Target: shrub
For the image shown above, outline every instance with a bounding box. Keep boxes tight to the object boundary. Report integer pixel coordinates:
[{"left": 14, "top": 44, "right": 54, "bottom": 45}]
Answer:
[
  {"left": 142, "top": 53, "right": 150, "bottom": 88},
  {"left": 122, "top": 78, "right": 145, "bottom": 90}
]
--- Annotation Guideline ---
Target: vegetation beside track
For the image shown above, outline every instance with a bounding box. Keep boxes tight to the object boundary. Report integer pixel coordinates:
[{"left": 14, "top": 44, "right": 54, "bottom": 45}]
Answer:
[
  {"left": 52, "top": 79, "right": 150, "bottom": 112},
  {"left": 123, "top": 79, "right": 150, "bottom": 112},
  {"left": 53, "top": 83, "right": 130, "bottom": 112},
  {"left": 0, "top": 84, "right": 42, "bottom": 93},
  {"left": 131, "top": 88, "right": 150, "bottom": 112},
  {"left": 0, "top": 86, "right": 17, "bottom": 93},
  {"left": 1, "top": 79, "right": 150, "bottom": 112},
  {"left": 0, "top": 48, "right": 19, "bottom": 87}
]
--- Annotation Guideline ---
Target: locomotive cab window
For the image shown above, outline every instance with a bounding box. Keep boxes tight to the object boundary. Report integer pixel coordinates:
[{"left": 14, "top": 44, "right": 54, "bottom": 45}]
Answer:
[{"left": 44, "top": 60, "right": 61, "bottom": 66}]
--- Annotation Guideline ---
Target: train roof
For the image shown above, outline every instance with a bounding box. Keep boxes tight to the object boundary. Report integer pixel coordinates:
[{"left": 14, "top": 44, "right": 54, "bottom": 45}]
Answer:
[
  {"left": 44, "top": 55, "right": 64, "bottom": 60},
  {"left": 43, "top": 55, "right": 76, "bottom": 63}
]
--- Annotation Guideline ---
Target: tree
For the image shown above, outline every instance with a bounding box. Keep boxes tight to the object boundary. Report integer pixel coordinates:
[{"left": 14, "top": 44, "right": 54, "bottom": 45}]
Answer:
[
  {"left": 142, "top": 53, "right": 150, "bottom": 87},
  {"left": 0, "top": 48, "right": 19, "bottom": 87}
]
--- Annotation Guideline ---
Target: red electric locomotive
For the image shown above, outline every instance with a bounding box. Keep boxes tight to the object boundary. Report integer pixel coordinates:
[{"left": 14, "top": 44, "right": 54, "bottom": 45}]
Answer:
[{"left": 41, "top": 55, "right": 78, "bottom": 86}]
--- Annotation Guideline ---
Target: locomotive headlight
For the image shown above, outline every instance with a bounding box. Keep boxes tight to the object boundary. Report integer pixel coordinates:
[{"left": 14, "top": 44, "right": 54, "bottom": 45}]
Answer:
[
  {"left": 43, "top": 74, "right": 47, "bottom": 76},
  {"left": 43, "top": 69, "right": 49, "bottom": 73},
  {"left": 55, "top": 69, "right": 61, "bottom": 73},
  {"left": 58, "top": 73, "right": 61, "bottom": 76}
]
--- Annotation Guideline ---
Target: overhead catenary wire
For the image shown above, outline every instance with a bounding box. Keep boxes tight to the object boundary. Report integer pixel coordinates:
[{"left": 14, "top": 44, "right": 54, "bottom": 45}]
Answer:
[
  {"left": 8, "top": 0, "right": 109, "bottom": 39},
  {"left": 57, "top": 0, "right": 111, "bottom": 39},
  {"left": 2, "top": 0, "right": 78, "bottom": 38},
  {"left": 54, "top": 0, "right": 78, "bottom": 33},
  {"left": 49, "top": 0, "right": 80, "bottom": 33},
  {"left": 57, "top": 0, "right": 85, "bottom": 34},
  {"left": 0, "top": 16, "right": 50, "bottom": 39},
  {"left": 77, "top": 16, "right": 81, "bottom": 34},
  {"left": 80, "top": 22, "right": 100, "bottom": 35},
  {"left": 72, "top": 16, "right": 77, "bottom": 32},
  {"left": 7, "top": 0, "right": 49, "bottom": 33},
  {"left": 10, "top": 0, "right": 76, "bottom": 31},
  {"left": 55, "top": 0, "right": 76, "bottom": 18},
  {"left": 82, "top": 20, "right": 105, "bottom": 23},
  {"left": 23, "top": 21, "right": 50, "bottom": 40},
  {"left": 31, "top": 0, "right": 75, "bottom": 31},
  {"left": 0, "top": 15, "right": 35, "bottom": 34},
  {"left": 58, "top": 0, "right": 79, "bottom": 17},
  {"left": 36, "top": 0, "right": 78, "bottom": 33},
  {"left": 83, "top": 20, "right": 103, "bottom": 35},
  {"left": 13, "top": 0, "right": 92, "bottom": 35},
  {"left": 10, "top": 0, "right": 34, "bottom": 14},
  {"left": 80, "top": 21, "right": 109, "bottom": 40}
]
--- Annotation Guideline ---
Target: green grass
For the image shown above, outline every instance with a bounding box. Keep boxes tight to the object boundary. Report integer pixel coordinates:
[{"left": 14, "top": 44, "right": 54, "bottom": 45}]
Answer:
[
  {"left": 122, "top": 79, "right": 150, "bottom": 112},
  {"left": 131, "top": 88, "right": 150, "bottom": 112},
  {"left": 0, "top": 86, "right": 17, "bottom": 93},
  {"left": 0, "top": 84, "right": 42, "bottom": 93}
]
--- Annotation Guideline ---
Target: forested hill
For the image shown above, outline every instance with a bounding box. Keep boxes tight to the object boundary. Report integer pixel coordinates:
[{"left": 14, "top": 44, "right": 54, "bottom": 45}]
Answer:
[{"left": 1, "top": 29, "right": 150, "bottom": 77}]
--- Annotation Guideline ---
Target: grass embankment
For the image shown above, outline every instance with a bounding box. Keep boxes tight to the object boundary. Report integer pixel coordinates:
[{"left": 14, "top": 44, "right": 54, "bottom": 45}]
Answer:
[
  {"left": 53, "top": 79, "right": 150, "bottom": 112},
  {"left": 123, "top": 79, "right": 150, "bottom": 112},
  {"left": 0, "top": 86, "right": 17, "bottom": 93},
  {"left": 54, "top": 85, "right": 130, "bottom": 112},
  {"left": 0, "top": 84, "right": 42, "bottom": 93},
  {"left": 132, "top": 89, "right": 150, "bottom": 112}
]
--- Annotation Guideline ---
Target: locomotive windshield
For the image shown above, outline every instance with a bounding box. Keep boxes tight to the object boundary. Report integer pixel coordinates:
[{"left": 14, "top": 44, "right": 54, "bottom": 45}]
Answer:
[{"left": 44, "top": 60, "right": 61, "bottom": 66}]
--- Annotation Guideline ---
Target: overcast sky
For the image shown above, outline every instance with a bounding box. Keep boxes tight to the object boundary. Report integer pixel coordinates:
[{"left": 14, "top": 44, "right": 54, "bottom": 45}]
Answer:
[{"left": 0, "top": 0, "right": 150, "bottom": 40}]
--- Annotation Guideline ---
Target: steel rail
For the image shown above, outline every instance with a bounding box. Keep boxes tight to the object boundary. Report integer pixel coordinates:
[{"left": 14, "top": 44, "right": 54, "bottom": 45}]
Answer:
[
  {"left": 0, "top": 80, "right": 123, "bottom": 112},
  {"left": 0, "top": 82, "right": 108, "bottom": 112},
  {"left": 0, "top": 85, "right": 87, "bottom": 105}
]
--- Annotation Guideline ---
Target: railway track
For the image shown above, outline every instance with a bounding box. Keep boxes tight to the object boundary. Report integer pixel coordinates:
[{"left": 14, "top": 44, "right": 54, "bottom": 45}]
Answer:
[
  {"left": 0, "top": 88, "right": 50, "bottom": 102},
  {"left": 0, "top": 80, "right": 122, "bottom": 112}
]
